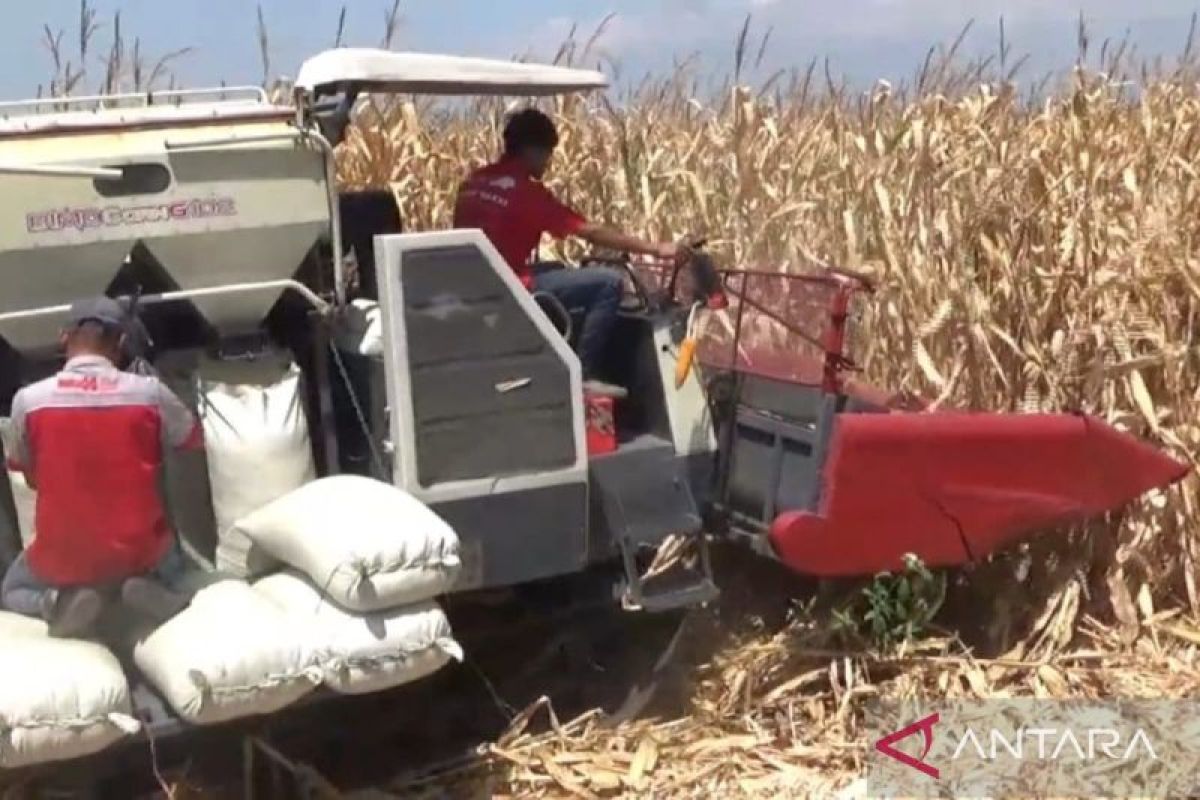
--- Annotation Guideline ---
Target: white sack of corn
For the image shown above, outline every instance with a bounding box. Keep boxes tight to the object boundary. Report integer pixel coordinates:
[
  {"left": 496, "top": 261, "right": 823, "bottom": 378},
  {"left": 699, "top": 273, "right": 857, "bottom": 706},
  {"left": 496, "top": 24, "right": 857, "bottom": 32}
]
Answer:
[
  {"left": 0, "top": 612, "right": 139, "bottom": 768},
  {"left": 334, "top": 299, "right": 384, "bottom": 357},
  {"left": 155, "top": 349, "right": 219, "bottom": 569},
  {"left": 133, "top": 580, "right": 320, "bottom": 726},
  {"left": 198, "top": 357, "right": 316, "bottom": 578},
  {"left": 232, "top": 475, "right": 461, "bottom": 612},
  {"left": 254, "top": 570, "right": 462, "bottom": 695}
]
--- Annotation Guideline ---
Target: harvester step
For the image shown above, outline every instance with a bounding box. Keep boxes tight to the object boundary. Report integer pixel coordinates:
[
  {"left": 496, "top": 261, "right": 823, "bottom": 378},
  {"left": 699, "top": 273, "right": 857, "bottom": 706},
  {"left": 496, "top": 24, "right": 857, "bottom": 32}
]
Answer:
[{"left": 635, "top": 569, "right": 720, "bottom": 614}]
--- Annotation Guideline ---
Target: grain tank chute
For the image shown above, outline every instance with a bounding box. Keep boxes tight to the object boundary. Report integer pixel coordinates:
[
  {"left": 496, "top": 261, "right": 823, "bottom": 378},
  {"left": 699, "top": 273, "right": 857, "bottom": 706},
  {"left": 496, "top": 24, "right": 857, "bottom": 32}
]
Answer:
[{"left": 0, "top": 87, "right": 333, "bottom": 357}]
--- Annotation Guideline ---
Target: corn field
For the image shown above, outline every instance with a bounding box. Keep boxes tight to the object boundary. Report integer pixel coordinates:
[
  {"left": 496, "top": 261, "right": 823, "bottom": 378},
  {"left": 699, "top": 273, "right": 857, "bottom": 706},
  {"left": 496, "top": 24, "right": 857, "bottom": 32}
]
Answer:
[
  {"left": 333, "top": 39, "right": 1200, "bottom": 796},
  {"left": 337, "top": 43, "right": 1200, "bottom": 642}
]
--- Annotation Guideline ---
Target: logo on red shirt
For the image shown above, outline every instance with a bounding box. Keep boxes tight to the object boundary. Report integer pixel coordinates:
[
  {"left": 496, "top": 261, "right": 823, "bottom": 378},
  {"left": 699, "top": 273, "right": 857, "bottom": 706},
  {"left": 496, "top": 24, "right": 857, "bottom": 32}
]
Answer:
[{"left": 57, "top": 375, "right": 120, "bottom": 392}]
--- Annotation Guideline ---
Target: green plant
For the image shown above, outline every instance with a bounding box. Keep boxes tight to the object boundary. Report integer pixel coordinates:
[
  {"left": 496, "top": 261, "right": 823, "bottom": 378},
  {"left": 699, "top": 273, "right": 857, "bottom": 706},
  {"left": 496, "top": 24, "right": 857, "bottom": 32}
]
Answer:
[{"left": 831, "top": 554, "right": 947, "bottom": 649}]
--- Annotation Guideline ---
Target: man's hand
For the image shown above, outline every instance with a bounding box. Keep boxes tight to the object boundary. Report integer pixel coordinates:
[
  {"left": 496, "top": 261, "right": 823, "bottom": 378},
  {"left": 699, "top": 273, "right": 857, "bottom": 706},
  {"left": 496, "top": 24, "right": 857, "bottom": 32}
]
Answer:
[
  {"left": 654, "top": 240, "right": 693, "bottom": 265},
  {"left": 653, "top": 242, "right": 678, "bottom": 261}
]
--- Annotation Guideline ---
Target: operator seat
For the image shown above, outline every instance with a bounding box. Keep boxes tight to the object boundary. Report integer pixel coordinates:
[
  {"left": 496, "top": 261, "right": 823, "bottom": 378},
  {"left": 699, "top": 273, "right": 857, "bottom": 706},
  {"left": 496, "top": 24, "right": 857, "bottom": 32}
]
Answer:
[
  {"left": 528, "top": 262, "right": 594, "bottom": 352},
  {"left": 339, "top": 189, "right": 403, "bottom": 300}
]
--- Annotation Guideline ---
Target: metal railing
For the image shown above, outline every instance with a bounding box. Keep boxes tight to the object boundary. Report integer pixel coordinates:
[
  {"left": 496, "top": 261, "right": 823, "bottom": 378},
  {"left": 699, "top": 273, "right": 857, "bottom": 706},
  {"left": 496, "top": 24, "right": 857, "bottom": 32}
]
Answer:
[
  {"left": 0, "top": 86, "right": 271, "bottom": 118},
  {"left": 0, "top": 280, "right": 331, "bottom": 326},
  {"left": 0, "top": 163, "right": 122, "bottom": 179},
  {"left": 631, "top": 261, "right": 869, "bottom": 393}
]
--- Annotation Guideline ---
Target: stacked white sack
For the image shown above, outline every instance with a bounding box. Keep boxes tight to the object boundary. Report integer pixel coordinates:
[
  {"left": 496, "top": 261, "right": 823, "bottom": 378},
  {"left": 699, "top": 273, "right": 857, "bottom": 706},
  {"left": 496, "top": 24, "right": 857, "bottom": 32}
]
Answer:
[
  {"left": 231, "top": 475, "right": 461, "bottom": 612},
  {"left": 199, "top": 360, "right": 316, "bottom": 577},
  {"left": 156, "top": 350, "right": 219, "bottom": 569},
  {"left": 255, "top": 571, "right": 463, "bottom": 695},
  {"left": 333, "top": 299, "right": 384, "bottom": 357},
  {"left": 0, "top": 613, "right": 140, "bottom": 768},
  {"left": 134, "top": 580, "right": 322, "bottom": 726}
]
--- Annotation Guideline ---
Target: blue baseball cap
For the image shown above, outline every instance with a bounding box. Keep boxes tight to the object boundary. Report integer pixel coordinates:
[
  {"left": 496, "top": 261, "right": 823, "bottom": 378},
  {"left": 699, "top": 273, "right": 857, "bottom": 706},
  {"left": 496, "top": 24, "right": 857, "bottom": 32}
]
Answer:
[{"left": 66, "top": 296, "right": 126, "bottom": 332}]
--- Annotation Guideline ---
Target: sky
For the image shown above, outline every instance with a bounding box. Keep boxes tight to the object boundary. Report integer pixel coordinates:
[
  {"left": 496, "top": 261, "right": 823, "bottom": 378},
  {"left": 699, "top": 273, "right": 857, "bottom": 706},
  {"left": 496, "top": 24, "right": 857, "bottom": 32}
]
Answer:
[{"left": 4, "top": 0, "right": 1200, "bottom": 99}]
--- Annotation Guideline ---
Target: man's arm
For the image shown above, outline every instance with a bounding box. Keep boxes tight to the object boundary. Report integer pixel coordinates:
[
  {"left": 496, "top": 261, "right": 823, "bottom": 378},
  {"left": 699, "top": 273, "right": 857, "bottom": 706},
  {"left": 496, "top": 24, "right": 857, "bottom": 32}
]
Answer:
[
  {"left": 575, "top": 223, "right": 681, "bottom": 261},
  {"left": 534, "top": 185, "right": 685, "bottom": 262},
  {"left": 155, "top": 382, "right": 204, "bottom": 451}
]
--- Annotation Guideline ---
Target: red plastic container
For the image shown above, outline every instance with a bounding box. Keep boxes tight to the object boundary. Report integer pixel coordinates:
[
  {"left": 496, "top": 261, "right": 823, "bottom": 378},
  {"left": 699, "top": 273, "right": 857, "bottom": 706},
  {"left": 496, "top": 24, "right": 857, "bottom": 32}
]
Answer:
[{"left": 584, "top": 393, "right": 617, "bottom": 456}]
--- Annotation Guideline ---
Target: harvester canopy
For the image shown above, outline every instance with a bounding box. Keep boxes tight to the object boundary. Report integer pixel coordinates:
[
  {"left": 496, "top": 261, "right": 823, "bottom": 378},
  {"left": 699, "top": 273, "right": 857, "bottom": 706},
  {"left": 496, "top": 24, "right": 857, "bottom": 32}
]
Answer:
[{"left": 295, "top": 48, "right": 609, "bottom": 98}]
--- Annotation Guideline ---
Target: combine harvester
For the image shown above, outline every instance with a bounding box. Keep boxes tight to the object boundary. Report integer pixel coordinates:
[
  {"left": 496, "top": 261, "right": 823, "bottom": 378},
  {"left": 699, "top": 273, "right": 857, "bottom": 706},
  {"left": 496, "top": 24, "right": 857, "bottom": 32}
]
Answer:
[{"left": 0, "top": 48, "right": 1186, "bottom": 794}]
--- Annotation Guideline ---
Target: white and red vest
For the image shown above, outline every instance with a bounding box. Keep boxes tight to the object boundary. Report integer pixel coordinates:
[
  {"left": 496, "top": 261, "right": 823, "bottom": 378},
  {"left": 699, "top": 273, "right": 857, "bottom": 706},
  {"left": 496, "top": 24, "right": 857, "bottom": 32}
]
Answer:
[{"left": 7, "top": 355, "right": 202, "bottom": 585}]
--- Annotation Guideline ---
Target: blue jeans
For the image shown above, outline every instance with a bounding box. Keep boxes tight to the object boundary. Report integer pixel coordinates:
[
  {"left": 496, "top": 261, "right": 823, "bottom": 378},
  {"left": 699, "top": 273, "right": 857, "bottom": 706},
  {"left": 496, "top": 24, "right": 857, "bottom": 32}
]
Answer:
[
  {"left": 532, "top": 265, "right": 623, "bottom": 377},
  {"left": 1, "top": 539, "right": 189, "bottom": 619}
]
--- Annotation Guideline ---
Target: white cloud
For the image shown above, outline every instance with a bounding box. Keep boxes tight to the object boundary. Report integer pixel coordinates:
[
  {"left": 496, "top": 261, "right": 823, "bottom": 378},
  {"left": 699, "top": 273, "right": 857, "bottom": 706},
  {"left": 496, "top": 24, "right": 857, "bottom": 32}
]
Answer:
[{"left": 508, "top": 0, "right": 1200, "bottom": 83}]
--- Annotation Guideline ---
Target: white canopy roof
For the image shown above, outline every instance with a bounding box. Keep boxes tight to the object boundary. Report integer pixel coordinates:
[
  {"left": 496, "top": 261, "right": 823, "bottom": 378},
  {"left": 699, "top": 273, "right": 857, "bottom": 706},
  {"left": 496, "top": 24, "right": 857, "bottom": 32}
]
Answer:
[{"left": 295, "top": 48, "right": 608, "bottom": 97}]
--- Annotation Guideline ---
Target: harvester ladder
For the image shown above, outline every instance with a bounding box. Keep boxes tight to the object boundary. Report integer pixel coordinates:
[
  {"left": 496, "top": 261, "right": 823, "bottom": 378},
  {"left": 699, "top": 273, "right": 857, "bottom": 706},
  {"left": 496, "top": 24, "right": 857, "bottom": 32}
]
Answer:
[{"left": 616, "top": 525, "right": 718, "bottom": 614}]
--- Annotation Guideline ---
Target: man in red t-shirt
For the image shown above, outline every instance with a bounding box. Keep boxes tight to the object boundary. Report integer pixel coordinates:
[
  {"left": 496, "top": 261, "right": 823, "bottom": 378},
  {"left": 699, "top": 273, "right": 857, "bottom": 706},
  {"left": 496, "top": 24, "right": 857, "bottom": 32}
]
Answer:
[
  {"left": 1, "top": 297, "right": 203, "bottom": 637},
  {"left": 454, "top": 108, "right": 686, "bottom": 397}
]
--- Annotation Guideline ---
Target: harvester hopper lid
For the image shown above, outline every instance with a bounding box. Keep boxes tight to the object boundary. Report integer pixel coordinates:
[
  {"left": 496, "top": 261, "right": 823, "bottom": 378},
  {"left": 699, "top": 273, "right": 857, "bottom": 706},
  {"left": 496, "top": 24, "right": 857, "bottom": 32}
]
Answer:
[{"left": 294, "top": 48, "right": 609, "bottom": 98}]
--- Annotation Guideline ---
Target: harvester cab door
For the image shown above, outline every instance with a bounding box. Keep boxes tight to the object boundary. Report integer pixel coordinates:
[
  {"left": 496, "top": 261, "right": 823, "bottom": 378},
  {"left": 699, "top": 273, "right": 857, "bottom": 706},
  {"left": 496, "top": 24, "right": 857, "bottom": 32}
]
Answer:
[
  {"left": 372, "top": 230, "right": 590, "bottom": 593},
  {"left": 295, "top": 50, "right": 615, "bottom": 594}
]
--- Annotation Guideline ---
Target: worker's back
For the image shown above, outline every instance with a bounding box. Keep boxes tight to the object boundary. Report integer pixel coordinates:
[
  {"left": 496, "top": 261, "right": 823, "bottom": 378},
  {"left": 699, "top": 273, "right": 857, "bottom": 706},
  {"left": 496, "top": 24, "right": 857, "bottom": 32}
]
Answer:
[
  {"left": 453, "top": 156, "right": 586, "bottom": 287},
  {"left": 10, "top": 355, "right": 198, "bottom": 585}
]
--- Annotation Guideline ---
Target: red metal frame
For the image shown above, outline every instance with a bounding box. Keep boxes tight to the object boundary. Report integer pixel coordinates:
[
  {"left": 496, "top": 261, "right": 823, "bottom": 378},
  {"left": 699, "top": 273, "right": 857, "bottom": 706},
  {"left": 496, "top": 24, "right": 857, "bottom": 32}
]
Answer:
[
  {"left": 820, "top": 277, "right": 855, "bottom": 394},
  {"left": 631, "top": 259, "right": 871, "bottom": 394},
  {"left": 769, "top": 411, "right": 1190, "bottom": 575},
  {"left": 633, "top": 258, "right": 1190, "bottom": 576},
  {"left": 710, "top": 268, "right": 865, "bottom": 392}
]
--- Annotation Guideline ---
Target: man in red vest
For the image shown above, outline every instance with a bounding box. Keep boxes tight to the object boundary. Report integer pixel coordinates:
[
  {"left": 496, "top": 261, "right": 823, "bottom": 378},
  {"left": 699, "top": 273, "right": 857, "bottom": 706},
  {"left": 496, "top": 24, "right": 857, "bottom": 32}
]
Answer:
[
  {"left": 454, "top": 108, "right": 687, "bottom": 398},
  {"left": 1, "top": 297, "right": 202, "bottom": 637}
]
